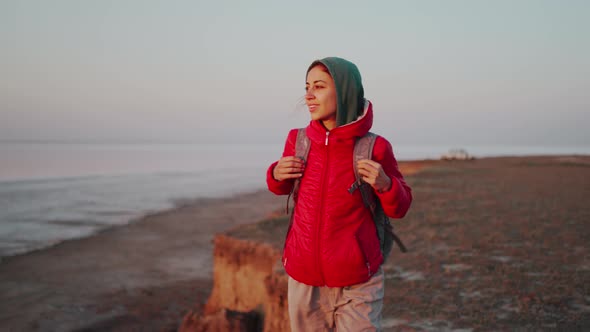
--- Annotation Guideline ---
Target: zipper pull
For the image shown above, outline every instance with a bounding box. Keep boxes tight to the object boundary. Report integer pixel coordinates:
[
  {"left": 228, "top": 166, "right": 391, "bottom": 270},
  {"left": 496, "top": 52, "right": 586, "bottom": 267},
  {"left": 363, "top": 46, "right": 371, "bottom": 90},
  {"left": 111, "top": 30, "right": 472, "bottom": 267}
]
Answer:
[{"left": 325, "top": 131, "right": 330, "bottom": 146}]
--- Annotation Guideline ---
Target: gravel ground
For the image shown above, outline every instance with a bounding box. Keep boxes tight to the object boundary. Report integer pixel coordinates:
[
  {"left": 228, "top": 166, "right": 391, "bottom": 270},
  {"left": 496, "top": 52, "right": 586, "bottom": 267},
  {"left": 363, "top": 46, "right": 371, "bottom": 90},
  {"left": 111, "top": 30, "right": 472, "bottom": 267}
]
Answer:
[{"left": 380, "top": 156, "right": 590, "bottom": 331}]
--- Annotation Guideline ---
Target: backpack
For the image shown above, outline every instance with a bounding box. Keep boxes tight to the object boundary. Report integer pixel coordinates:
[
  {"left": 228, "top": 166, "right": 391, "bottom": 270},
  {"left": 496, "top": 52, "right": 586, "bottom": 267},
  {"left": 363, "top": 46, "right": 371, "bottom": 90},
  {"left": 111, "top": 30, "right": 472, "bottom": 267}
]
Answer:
[{"left": 288, "top": 128, "right": 407, "bottom": 263}]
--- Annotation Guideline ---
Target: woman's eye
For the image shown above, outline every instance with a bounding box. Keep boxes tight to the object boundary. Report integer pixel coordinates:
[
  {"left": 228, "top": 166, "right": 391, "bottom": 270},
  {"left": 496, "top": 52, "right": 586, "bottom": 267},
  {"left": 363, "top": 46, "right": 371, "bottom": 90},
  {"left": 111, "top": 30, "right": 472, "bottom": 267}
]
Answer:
[{"left": 305, "top": 85, "right": 323, "bottom": 92}]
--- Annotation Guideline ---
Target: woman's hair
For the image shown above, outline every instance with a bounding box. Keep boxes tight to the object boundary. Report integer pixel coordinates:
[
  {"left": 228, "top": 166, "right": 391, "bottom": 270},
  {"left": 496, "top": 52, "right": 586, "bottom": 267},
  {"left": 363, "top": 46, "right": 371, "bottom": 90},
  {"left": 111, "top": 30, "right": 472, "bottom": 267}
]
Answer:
[
  {"left": 305, "top": 57, "right": 365, "bottom": 127},
  {"left": 307, "top": 62, "right": 329, "bottom": 75}
]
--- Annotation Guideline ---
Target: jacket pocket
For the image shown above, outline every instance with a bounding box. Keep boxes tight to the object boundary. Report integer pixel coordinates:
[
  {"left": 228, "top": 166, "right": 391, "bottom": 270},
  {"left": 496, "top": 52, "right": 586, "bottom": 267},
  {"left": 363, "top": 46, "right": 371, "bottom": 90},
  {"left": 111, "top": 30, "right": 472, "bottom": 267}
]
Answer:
[
  {"left": 355, "top": 219, "right": 383, "bottom": 277},
  {"left": 282, "top": 230, "right": 292, "bottom": 267},
  {"left": 355, "top": 234, "right": 373, "bottom": 278}
]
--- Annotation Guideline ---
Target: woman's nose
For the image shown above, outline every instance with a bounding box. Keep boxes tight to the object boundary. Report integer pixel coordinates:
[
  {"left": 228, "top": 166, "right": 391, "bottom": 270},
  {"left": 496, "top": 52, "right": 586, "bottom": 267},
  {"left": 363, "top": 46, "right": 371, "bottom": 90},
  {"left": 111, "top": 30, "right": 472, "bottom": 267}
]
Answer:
[{"left": 305, "top": 90, "right": 315, "bottom": 99}]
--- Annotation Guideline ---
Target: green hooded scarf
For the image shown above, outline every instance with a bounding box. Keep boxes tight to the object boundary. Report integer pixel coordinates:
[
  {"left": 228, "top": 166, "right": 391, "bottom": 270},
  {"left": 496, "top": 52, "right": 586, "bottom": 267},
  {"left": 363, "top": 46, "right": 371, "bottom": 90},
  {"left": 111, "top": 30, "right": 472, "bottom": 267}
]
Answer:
[{"left": 307, "top": 57, "right": 365, "bottom": 127}]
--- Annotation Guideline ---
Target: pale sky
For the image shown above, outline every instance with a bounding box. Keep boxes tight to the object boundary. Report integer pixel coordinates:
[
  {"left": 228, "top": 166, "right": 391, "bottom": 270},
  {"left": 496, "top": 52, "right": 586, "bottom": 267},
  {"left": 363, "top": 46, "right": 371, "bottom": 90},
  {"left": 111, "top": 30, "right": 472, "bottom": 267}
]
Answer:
[{"left": 1, "top": 0, "right": 589, "bottom": 146}]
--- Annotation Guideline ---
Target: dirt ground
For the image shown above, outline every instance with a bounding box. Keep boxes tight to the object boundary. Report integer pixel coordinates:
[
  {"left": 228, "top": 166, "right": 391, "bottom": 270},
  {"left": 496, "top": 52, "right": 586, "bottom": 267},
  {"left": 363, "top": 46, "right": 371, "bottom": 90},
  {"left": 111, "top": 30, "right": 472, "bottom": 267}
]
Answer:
[
  {"left": 228, "top": 156, "right": 590, "bottom": 331},
  {"left": 379, "top": 156, "right": 590, "bottom": 331}
]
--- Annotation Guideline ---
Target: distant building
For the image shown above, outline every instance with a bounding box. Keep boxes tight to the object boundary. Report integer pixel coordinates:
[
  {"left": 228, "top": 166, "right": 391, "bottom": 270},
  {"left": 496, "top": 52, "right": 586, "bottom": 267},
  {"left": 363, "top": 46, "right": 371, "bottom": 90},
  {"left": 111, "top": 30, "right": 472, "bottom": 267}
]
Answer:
[{"left": 440, "top": 149, "right": 475, "bottom": 161}]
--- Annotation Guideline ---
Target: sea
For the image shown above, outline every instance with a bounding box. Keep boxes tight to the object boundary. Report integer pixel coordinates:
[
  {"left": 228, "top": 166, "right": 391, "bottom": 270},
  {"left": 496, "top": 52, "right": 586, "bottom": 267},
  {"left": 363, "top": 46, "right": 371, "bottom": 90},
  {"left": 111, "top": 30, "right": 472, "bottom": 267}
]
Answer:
[{"left": 1, "top": 141, "right": 588, "bottom": 260}]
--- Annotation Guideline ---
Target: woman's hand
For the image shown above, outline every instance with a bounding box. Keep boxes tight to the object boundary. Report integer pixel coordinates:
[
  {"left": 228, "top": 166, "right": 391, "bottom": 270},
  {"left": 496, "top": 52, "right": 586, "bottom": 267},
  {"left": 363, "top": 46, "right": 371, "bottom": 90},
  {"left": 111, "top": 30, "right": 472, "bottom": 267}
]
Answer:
[
  {"left": 273, "top": 156, "right": 305, "bottom": 181},
  {"left": 357, "top": 159, "right": 391, "bottom": 193}
]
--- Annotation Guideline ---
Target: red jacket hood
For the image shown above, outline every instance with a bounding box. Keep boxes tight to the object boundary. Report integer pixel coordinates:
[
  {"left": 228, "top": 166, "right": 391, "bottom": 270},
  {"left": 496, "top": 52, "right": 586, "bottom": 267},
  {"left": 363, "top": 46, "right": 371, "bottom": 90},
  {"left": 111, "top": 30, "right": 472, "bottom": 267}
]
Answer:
[{"left": 306, "top": 100, "right": 373, "bottom": 145}]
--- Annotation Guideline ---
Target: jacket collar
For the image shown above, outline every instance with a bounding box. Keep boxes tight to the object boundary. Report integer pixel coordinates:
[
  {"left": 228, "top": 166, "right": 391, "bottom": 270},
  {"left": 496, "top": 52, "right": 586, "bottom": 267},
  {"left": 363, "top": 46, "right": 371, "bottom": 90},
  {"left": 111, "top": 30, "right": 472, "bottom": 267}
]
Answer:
[{"left": 305, "top": 100, "right": 373, "bottom": 145}]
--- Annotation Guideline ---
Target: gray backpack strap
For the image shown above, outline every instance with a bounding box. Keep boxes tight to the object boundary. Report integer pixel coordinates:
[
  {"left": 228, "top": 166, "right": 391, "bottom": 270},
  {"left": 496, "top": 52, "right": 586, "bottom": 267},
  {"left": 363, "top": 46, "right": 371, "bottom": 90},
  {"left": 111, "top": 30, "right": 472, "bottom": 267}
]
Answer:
[
  {"left": 286, "top": 128, "right": 310, "bottom": 213},
  {"left": 295, "top": 128, "right": 311, "bottom": 162},
  {"left": 348, "top": 133, "right": 378, "bottom": 201},
  {"left": 283, "top": 129, "right": 310, "bottom": 264},
  {"left": 348, "top": 133, "right": 407, "bottom": 256},
  {"left": 293, "top": 128, "right": 310, "bottom": 199}
]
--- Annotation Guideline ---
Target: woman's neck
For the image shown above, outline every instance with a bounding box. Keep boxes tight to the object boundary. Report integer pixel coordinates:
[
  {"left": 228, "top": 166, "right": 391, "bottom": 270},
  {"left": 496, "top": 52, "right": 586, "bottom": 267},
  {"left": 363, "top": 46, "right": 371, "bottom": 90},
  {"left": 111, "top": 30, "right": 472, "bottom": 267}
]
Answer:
[{"left": 321, "top": 120, "right": 336, "bottom": 131}]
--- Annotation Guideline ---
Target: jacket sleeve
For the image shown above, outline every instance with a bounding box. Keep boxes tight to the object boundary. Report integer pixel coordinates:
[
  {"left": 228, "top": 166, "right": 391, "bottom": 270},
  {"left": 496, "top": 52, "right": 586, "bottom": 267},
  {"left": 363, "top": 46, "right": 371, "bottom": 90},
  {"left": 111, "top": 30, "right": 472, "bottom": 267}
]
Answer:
[
  {"left": 266, "top": 129, "right": 299, "bottom": 195},
  {"left": 372, "top": 136, "right": 413, "bottom": 218}
]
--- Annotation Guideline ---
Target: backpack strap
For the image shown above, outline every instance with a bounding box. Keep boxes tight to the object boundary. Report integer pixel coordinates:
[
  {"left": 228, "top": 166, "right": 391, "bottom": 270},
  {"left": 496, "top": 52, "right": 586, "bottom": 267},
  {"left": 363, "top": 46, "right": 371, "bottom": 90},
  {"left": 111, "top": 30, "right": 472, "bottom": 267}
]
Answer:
[
  {"left": 348, "top": 133, "right": 378, "bottom": 212},
  {"left": 295, "top": 129, "right": 311, "bottom": 170},
  {"left": 286, "top": 128, "right": 310, "bottom": 213},
  {"left": 348, "top": 133, "right": 408, "bottom": 254}
]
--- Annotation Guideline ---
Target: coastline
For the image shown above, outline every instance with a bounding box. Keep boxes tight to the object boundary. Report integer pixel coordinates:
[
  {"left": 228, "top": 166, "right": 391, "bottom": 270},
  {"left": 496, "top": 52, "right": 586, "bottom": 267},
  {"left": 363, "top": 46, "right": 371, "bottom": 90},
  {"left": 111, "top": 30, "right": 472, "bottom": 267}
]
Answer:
[
  {"left": 0, "top": 188, "right": 285, "bottom": 331},
  {"left": 0, "top": 159, "right": 430, "bottom": 331}
]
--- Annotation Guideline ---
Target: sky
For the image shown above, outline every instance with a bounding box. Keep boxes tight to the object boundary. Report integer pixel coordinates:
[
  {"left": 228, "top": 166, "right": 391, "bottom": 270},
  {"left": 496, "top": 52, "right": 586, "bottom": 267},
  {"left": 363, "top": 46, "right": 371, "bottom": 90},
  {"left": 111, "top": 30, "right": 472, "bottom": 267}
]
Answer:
[{"left": 1, "top": 0, "right": 589, "bottom": 147}]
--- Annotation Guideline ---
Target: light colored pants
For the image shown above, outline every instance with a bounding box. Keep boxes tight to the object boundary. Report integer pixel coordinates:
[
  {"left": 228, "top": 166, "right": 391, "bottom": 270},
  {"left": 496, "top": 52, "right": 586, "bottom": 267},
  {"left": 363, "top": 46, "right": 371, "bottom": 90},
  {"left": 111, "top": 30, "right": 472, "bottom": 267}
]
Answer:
[{"left": 288, "top": 267, "right": 384, "bottom": 332}]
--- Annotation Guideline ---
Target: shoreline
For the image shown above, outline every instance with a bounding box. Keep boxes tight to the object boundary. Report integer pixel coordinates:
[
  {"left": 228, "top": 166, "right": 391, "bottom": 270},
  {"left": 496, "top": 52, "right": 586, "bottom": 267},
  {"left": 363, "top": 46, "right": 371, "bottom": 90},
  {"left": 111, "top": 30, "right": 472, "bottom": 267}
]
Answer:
[
  {"left": 0, "top": 188, "right": 285, "bottom": 331},
  {"left": 0, "top": 156, "right": 438, "bottom": 262},
  {"left": 0, "top": 187, "right": 272, "bottom": 262},
  {"left": 0, "top": 157, "right": 435, "bottom": 331}
]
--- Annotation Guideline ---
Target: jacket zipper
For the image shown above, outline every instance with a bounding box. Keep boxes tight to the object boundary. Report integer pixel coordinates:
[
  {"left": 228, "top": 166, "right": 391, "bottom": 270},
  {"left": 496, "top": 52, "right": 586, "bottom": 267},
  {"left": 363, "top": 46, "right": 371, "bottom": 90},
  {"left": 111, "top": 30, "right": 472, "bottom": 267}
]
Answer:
[{"left": 316, "top": 131, "right": 330, "bottom": 285}]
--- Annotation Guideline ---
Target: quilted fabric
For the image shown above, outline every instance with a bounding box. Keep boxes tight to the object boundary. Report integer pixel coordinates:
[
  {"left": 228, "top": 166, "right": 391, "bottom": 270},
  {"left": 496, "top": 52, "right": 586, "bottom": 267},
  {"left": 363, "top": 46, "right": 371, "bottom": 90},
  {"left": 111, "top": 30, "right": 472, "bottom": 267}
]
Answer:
[{"left": 267, "top": 102, "right": 412, "bottom": 287}]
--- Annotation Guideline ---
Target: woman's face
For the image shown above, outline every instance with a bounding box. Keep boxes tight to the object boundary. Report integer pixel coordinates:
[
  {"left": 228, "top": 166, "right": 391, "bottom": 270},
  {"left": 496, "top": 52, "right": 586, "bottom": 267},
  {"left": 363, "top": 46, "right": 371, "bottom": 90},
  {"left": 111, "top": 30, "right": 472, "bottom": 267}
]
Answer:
[{"left": 305, "top": 65, "right": 337, "bottom": 130}]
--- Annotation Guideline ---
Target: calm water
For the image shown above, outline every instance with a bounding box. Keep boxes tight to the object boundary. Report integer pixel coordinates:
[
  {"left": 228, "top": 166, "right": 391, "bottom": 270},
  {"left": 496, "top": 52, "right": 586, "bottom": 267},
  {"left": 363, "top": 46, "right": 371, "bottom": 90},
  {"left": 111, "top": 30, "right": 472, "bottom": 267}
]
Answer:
[
  {"left": 0, "top": 142, "right": 282, "bottom": 258},
  {"left": 0, "top": 142, "right": 587, "bottom": 259}
]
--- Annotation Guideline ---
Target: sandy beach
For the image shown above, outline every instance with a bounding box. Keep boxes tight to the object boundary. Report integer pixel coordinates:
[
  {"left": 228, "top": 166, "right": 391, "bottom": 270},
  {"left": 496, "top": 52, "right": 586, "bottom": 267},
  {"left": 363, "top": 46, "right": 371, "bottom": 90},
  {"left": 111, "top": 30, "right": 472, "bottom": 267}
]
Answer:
[{"left": 1, "top": 156, "right": 589, "bottom": 331}]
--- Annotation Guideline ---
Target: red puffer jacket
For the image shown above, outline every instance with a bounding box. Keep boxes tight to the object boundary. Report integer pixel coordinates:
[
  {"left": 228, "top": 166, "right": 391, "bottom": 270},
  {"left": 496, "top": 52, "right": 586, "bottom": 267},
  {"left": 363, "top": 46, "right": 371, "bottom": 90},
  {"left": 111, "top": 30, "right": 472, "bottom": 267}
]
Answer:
[{"left": 266, "top": 101, "right": 412, "bottom": 287}]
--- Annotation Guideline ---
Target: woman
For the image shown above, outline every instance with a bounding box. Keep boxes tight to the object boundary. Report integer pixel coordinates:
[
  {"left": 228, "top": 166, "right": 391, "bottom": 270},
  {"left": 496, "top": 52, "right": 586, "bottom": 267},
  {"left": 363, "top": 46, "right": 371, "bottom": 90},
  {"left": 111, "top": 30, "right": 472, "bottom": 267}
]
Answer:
[{"left": 267, "top": 57, "right": 412, "bottom": 331}]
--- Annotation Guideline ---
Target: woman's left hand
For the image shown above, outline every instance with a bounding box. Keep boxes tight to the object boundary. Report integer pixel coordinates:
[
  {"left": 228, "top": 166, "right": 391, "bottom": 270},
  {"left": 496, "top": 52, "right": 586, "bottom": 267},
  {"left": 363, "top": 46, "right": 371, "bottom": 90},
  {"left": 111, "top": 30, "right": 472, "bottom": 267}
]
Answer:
[{"left": 356, "top": 159, "right": 392, "bottom": 193}]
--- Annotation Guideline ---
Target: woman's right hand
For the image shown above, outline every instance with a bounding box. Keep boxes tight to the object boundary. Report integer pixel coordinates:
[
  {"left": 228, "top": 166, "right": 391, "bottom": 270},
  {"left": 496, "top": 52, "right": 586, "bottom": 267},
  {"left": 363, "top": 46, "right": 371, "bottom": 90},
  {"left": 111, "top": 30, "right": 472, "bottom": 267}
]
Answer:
[{"left": 273, "top": 156, "right": 305, "bottom": 181}]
